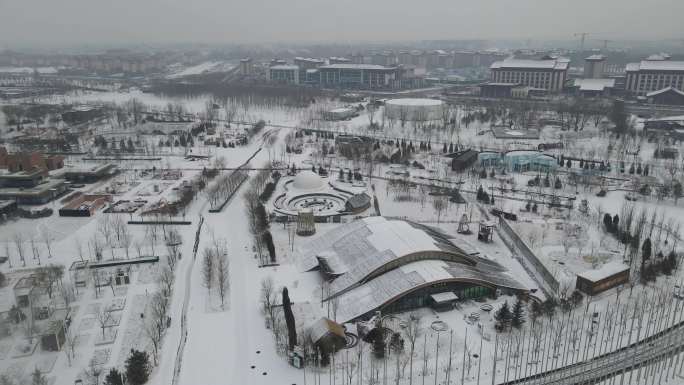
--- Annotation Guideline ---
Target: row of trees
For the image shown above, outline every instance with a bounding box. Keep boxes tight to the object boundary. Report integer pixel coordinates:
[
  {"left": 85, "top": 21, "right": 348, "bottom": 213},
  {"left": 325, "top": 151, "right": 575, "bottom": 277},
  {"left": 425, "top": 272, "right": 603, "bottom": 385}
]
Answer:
[
  {"left": 203, "top": 168, "right": 249, "bottom": 209},
  {"left": 244, "top": 165, "right": 277, "bottom": 265},
  {"left": 201, "top": 236, "right": 230, "bottom": 308}
]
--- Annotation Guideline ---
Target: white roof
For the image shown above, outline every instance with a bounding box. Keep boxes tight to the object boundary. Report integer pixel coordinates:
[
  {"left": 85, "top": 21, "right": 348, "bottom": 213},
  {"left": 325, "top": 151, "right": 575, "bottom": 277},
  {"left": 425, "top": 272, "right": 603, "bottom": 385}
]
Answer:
[
  {"left": 574, "top": 78, "right": 616, "bottom": 91},
  {"left": 577, "top": 262, "right": 629, "bottom": 282},
  {"left": 297, "top": 217, "right": 518, "bottom": 302},
  {"left": 585, "top": 54, "right": 606, "bottom": 61},
  {"left": 430, "top": 292, "right": 459, "bottom": 303},
  {"left": 491, "top": 59, "right": 569, "bottom": 71},
  {"left": 626, "top": 60, "right": 684, "bottom": 72},
  {"left": 334, "top": 259, "right": 525, "bottom": 322},
  {"left": 386, "top": 98, "right": 443, "bottom": 107},
  {"left": 320, "top": 64, "right": 393, "bottom": 70},
  {"left": 270, "top": 65, "right": 298, "bottom": 70}
]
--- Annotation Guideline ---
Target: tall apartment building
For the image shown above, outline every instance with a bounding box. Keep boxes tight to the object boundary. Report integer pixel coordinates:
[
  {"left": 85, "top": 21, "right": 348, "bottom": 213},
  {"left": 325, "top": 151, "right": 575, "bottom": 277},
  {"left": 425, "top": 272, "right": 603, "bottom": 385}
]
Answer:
[
  {"left": 625, "top": 60, "right": 684, "bottom": 95},
  {"left": 584, "top": 55, "right": 606, "bottom": 79},
  {"left": 489, "top": 57, "right": 570, "bottom": 91},
  {"left": 269, "top": 65, "right": 300, "bottom": 84}
]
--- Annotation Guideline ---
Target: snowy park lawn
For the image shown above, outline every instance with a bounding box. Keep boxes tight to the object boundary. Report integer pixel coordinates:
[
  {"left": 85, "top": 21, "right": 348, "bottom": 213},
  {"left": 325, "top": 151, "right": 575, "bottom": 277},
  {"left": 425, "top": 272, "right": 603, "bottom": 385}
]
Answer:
[{"left": 94, "top": 327, "right": 118, "bottom": 346}]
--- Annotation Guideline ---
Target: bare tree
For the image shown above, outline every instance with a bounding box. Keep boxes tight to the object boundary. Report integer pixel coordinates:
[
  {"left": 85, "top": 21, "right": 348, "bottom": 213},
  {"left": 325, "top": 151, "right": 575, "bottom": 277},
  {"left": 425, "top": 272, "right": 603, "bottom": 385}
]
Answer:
[
  {"left": 261, "top": 277, "right": 278, "bottom": 330},
  {"left": 158, "top": 265, "right": 174, "bottom": 298},
  {"left": 63, "top": 330, "right": 78, "bottom": 366},
  {"left": 13, "top": 232, "right": 26, "bottom": 266},
  {"left": 432, "top": 196, "right": 447, "bottom": 224},
  {"left": 145, "top": 291, "right": 168, "bottom": 365},
  {"left": 40, "top": 225, "right": 53, "bottom": 258},
  {"left": 30, "top": 236, "right": 41, "bottom": 266},
  {"left": 403, "top": 314, "right": 422, "bottom": 385},
  {"left": 216, "top": 253, "right": 229, "bottom": 309},
  {"left": 74, "top": 237, "right": 84, "bottom": 262},
  {"left": 83, "top": 357, "right": 104, "bottom": 385},
  {"left": 121, "top": 226, "right": 132, "bottom": 259},
  {"left": 202, "top": 247, "right": 215, "bottom": 294},
  {"left": 3, "top": 241, "right": 12, "bottom": 268},
  {"left": 95, "top": 305, "right": 114, "bottom": 340}
]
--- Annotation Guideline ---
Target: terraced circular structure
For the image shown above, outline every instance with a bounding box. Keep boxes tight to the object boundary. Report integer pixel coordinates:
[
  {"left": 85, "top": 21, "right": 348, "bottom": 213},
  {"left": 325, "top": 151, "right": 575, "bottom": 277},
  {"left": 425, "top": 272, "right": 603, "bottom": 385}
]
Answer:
[{"left": 286, "top": 193, "right": 347, "bottom": 216}]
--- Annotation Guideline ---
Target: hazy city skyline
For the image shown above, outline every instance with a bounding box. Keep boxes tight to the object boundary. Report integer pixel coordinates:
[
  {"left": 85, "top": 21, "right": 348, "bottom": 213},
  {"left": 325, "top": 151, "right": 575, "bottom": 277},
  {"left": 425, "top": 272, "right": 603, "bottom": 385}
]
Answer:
[{"left": 1, "top": 0, "right": 683, "bottom": 47}]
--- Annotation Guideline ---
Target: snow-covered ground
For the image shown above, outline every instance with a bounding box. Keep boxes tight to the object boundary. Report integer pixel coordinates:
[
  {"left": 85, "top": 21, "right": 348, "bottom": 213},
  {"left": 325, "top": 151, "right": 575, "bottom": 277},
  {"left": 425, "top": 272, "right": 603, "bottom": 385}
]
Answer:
[{"left": 3, "top": 90, "right": 684, "bottom": 385}]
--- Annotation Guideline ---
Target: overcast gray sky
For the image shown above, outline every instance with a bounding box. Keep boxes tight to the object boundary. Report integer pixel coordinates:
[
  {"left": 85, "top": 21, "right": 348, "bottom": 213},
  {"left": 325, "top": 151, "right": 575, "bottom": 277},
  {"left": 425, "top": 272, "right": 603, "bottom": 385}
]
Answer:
[{"left": 1, "top": 0, "right": 682, "bottom": 46}]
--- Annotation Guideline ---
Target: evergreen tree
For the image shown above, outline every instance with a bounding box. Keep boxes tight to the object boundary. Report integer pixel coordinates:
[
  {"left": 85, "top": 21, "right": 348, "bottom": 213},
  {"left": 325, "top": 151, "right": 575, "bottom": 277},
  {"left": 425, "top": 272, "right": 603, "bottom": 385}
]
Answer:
[
  {"left": 644, "top": 165, "right": 649, "bottom": 176},
  {"left": 629, "top": 163, "right": 635, "bottom": 174},
  {"left": 449, "top": 143, "right": 454, "bottom": 153},
  {"left": 566, "top": 159, "right": 572, "bottom": 168},
  {"left": 494, "top": 301, "right": 512, "bottom": 329},
  {"left": 125, "top": 349, "right": 151, "bottom": 385},
  {"left": 674, "top": 181, "right": 683, "bottom": 204},
  {"left": 442, "top": 143, "right": 448, "bottom": 153},
  {"left": 262, "top": 231, "right": 276, "bottom": 263},
  {"left": 477, "top": 185, "right": 484, "bottom": 201},
  {"left": 283, "top": 287, "right": 297, "bottom": 351},
  {"left": 530, "top": 300, "right": 543, "bottom": 326},
  {"left": 610, "top": 99, "right": 628, "bottom": 134},
  {"left": 338, "top": 168, "right": 344, "bottom": 181},
  {"left": 542, "top": 298, "right": 557, "bottom": 320},
  {"left": 641, "top": 238, "right": 652, "bottom": 266},
  {"left": 511, "top": 298, "right": 526, "bottom": 329},
  {"left": 104, "top": 368, "right": 124, "bottom": 385},
  {"left": 603, "top": 213, "right": 613, "bottom": 232},
  {"left": 612, "top": 214, "right": 620, "bottom": 232},
  {"left": 480, "top": 169, "right": 487, "bottom": 179},
  {"left": 666, "top": 251, "right": 678, "bottom": 274},
  {"left": 554, "top": 177, "right": 562, "bottom": 189}
]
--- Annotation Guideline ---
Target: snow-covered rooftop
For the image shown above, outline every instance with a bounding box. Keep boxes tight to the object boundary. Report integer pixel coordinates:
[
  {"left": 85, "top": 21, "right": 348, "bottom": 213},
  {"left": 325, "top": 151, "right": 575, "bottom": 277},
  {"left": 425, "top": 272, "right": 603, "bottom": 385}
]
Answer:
[
  {"left": 490, "top": 59, "right": 569, "bottom": 71},
  {"left": 574, "top": 78, "right": 616, "bottom": 91},
  {"left": 297, "top": 217, "right": 519, "bottom": 304},
  {"left": 334, "top": 259, "right": 526, "bottom": 322},
  {"left": 577, "top": 262, "right": 630, "bottom": 282},
  {"left": 385, "top": 98, "right": 443, "bottom": 107},
  {"left": 320, "top": 64, "right": 393, "bottom": 70},
  {"left": 270, "top": 65, "right": 299, "bottom": 71},
  {"left": 585, "top": 54, "right": 606, "bottom": 61},
  {"left": 626, "top": 60, "right": 684, "bottom": 72}
]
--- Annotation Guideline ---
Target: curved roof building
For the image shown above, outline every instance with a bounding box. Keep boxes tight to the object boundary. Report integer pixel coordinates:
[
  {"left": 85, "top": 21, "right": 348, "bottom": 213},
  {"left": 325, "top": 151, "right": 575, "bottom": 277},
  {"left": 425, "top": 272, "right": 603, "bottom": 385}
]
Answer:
[{"left": 297, "top": 217, "right": 527, "bottom": 322}]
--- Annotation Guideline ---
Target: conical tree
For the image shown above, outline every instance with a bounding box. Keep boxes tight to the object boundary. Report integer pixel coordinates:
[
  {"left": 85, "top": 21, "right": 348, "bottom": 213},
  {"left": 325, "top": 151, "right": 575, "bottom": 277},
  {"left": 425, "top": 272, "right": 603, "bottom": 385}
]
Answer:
[
  {"left": 283, "top": 287, "right": 297, "bottom": 351},
  {"left": 125, "top": 349, "right": 150, "bottom": 385},
  {"left": 104, "top": 368, "right": 124, "bottom": 385},
  {"left": 511, "top": 298, "right": 526, "bottom": 329},
  {"left": 494, "top": 301, "right": 512, "bottom": 329}
]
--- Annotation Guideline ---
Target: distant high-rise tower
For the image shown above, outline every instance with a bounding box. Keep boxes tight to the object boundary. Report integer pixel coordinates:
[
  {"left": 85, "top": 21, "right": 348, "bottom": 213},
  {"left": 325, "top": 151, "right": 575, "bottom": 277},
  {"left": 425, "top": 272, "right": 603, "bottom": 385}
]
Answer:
[
  {"left": 239, "top": 58, "right": 253, "bottom": 76},
  {"left": 584, "top": 54, "right": 606, "bottom": 79}
]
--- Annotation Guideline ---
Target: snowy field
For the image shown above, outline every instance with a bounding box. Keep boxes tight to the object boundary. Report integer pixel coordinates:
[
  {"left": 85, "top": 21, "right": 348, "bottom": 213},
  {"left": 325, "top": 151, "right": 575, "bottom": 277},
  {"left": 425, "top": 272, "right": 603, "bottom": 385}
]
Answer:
[{"left": 2, "top": 90, "right": 684, "bottom": 385}]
